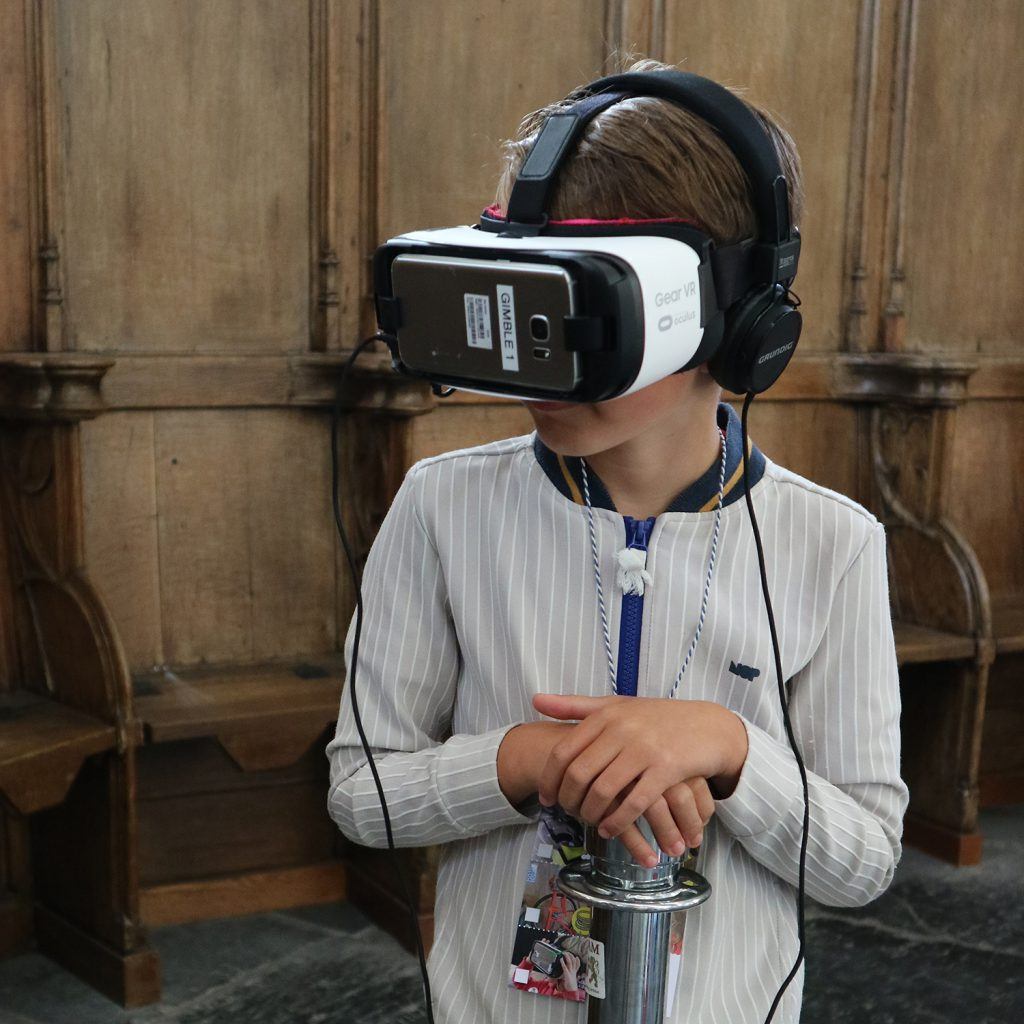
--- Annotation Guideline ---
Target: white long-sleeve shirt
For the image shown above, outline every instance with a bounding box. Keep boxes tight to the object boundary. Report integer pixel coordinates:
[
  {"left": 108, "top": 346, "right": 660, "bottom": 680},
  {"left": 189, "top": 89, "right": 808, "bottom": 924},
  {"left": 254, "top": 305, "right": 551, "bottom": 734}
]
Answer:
[{"left": 325, "top": 412, "right": 908, "bottom": 1024}]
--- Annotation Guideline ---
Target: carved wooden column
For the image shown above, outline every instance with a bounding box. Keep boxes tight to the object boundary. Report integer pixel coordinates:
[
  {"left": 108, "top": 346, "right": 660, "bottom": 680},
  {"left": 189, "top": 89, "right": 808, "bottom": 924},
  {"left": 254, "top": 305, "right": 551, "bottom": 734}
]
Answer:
[{"left": 838, "top": 353, "right": 994, "bottom": 865}]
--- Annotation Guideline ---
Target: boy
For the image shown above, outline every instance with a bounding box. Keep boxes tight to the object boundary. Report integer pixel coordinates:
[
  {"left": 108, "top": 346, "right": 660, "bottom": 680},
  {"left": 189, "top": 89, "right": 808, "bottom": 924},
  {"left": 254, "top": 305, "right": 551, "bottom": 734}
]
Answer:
[{"left": 326, "top": 58, "right": 908, "bottom": 1024}]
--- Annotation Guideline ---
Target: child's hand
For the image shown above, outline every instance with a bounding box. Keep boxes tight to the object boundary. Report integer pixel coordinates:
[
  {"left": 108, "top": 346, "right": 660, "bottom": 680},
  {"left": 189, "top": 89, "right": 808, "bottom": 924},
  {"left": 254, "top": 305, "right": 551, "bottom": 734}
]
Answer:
[
  {"left": 559, "top": 952, "right": 581, "bottom": 992},
  {"left": 496, "top": 720, "right": 576, "bottom": 805},
  {"left": 532, "top": 693, "right": 748, "bottom": 864},
  {"left": 594, "top": 778, "right": 715, "bottom": 866}
]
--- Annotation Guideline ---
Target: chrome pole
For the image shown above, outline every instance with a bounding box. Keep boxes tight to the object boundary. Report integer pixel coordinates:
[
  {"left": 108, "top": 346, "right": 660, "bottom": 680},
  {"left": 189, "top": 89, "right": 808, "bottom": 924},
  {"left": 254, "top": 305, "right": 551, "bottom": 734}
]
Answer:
[{"left": 558, "top": 820, "right": 710, "bottom": 1024}]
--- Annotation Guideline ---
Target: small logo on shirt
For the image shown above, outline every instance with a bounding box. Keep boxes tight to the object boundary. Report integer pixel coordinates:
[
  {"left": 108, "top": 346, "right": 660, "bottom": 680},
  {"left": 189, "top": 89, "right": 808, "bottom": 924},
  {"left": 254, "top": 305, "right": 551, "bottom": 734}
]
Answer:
[{"left": 729, "top": 661, "right": 761, "bottom": 682}]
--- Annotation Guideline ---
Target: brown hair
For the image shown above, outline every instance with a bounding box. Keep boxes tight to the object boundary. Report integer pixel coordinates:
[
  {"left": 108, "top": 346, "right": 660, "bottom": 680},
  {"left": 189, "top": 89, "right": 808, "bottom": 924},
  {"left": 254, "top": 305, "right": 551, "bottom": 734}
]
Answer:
[{"left": 494, "top": 56, "right": 804, "bottom": 247}]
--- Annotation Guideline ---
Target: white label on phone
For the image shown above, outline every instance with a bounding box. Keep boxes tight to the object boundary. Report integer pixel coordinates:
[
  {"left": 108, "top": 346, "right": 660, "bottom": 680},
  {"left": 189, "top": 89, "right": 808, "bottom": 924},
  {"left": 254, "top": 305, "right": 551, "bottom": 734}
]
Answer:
[
  {"left": 496, "top": 284, "right": 519, "bottom": 372},
  {"left": 464, "top": 293, "right": 493, "bottom": 349}
]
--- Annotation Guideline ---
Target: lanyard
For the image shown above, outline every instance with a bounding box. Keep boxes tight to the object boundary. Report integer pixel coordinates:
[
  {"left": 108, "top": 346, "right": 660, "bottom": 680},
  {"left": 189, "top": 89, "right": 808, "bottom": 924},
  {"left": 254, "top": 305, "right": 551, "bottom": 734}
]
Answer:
[{"left": 580, "top": 428, "right": 727, "bottom": 698}]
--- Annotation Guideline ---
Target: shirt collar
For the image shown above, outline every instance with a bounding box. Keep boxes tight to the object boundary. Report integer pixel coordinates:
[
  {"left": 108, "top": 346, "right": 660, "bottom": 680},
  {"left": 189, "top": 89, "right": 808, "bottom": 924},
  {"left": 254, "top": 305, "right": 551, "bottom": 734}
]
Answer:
[{"left": 531, "top": 402, "right": 766, "bottom": 514}]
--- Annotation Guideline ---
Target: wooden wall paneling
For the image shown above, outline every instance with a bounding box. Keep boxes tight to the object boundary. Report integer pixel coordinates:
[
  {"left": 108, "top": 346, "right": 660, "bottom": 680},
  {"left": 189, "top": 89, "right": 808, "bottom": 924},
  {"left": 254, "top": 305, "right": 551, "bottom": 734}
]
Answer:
[
  {"left": 376, "top": 0, "right": 611, "bottom": 240},
  {"left": 0, "top": 0, "right": 35, "bottom": 352},
  {"left": 603, "top": 0, "right": 665, "bottom": 66},
  {"left": 138, "top": 778, "right": 335, "bottom": 886},
  {"left": 134, "top": 733, "right": 344, "bottom": 928},
  {"left": 408, "top": 401, "right": 535, "bottom": 465},
  {"left": 310, "top": 0, "right": 334, "bottom": 352},
  {"left": 139, "top": 861, "right": 346, "bottom": 930},
  {"left": 154, "top": 410, "right": 253, "bottom": 665},
  {"left": 662, "top": 0, "right": 867, "bottom": 354},
  {"left": 949, "top": 401, "right": 1024, "bottom": 603},
  {"left": 334, "top": 407, "right": 416, "bottom": 645},
  {"left": 81, "top": 412, "right": 163, "bottom": 671},
  {"left": 154, "top": 409, "right": 337, "bottom": 667},
  {"left": 844, "top": 0, "right": 901, "bottom": 353},
  {"left": 876, "top": 0, "right": 914, "bottom": 352},
  {"left": 23, "top": 0, "right": 65, "bottom": 352},
  {"left": 324, "top": 0, "right": 379, "bottom": 349},
  {"left": 730, "top": 400, "right": 860, "bottom": 499},
  {"left": 246, "top": 410, "right": 335, "bottom": 661},
  {"left": 55, "top": 0, "right": 311, "bottom": 354},
  {"left": 898, "top": 0, "right": 1024, "bottom": 357}
]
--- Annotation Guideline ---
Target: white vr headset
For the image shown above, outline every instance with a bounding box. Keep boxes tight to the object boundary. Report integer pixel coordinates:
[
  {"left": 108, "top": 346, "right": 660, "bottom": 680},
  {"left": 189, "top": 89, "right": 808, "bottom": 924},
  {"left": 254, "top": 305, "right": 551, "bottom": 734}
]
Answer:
[{"left": 372, "top": 70, "right": 803, "bottom": 403}]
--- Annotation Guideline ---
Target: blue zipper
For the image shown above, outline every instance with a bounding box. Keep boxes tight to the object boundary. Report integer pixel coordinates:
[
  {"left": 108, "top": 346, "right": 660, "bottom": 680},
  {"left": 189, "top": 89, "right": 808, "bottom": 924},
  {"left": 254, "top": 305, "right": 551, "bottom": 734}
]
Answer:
[{"left": 614, "top": 515, "right": 657, "bottom": 696}]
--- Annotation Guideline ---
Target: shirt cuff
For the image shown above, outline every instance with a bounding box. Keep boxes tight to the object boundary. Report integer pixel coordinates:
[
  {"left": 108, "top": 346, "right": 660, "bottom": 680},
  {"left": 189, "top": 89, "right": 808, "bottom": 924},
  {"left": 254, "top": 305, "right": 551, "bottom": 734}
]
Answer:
[
  {"left": 435, "top": 724, "right": 541, "bottom": 836},
  {"left": 712, "top": 716, "right": 804, "bottom": 839}
]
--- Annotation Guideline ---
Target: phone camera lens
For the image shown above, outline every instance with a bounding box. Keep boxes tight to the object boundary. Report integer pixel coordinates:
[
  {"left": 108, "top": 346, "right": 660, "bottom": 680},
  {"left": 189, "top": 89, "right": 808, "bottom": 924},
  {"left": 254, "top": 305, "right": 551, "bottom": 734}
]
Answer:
[{"left": 530, "top": 315, "right": 550, "bottom": 342}]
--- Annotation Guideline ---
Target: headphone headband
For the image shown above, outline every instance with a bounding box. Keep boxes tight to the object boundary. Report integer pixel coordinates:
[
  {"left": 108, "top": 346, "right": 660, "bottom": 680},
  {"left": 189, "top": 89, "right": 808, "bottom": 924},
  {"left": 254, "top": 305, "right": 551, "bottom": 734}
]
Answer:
[{"left": 499, "top": 69, "right": 800, "bottom": 286}]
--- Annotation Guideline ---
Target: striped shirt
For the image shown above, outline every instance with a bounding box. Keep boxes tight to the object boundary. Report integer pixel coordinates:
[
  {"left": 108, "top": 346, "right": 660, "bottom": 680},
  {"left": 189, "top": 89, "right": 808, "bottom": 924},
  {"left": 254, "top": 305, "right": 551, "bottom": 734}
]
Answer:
[{"left": 325, "top": 403, "right": 908, "bottom": 1024}]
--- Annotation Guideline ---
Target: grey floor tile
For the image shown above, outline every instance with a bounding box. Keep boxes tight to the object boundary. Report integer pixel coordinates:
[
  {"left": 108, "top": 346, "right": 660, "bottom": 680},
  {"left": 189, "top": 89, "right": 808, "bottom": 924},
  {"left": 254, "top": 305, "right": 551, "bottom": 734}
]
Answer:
[{"left": 0, "top": 806, "right": 1021, "bottom": 1023}]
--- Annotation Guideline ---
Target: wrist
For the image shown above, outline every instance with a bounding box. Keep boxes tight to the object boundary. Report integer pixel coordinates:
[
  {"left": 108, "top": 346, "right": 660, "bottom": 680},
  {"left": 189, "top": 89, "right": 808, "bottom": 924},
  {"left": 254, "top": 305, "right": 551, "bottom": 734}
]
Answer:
[
  {"left": 497, "top": 721, "right": 563, "bottom": 805},
  {"left": 708, "top": 709, "right": 748, "bottom": 799}
]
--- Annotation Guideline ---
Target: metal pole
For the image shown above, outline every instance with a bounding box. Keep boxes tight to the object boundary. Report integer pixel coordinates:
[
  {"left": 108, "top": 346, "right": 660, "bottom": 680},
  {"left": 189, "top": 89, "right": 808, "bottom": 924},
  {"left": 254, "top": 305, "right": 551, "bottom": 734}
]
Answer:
[{"left": 558, "top": 820, "right": 710, "bottom": 1024}]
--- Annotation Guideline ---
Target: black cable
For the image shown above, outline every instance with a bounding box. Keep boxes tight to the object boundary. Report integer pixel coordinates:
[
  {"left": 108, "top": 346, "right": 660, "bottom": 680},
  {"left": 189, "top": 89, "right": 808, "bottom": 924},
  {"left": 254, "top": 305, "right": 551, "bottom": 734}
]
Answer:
[
  {"left": 740, "top": 391, "right": 810, "bottom": 1024},
  {"left": 331, "top": 333, "right": 436, "bottom": 1024}
]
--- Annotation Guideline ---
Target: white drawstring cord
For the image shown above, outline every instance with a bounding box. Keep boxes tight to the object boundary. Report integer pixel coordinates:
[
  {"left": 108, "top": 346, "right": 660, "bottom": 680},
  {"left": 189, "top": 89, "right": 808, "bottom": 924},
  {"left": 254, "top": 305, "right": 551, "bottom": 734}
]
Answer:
[{"left": 581, "top": 428, "right": 727, "bottom": 697}]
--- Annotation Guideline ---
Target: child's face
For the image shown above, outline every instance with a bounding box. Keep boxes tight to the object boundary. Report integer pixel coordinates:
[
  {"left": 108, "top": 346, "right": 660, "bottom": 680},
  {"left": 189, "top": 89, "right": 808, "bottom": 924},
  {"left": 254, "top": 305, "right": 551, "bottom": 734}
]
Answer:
[{"left": 523, "top": 365, "right": 719, "bottom": 457}]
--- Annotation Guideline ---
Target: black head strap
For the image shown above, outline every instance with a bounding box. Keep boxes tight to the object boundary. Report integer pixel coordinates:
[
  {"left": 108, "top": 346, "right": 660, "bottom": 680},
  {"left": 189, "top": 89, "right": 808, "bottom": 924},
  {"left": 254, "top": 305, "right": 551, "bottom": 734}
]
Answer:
[
  {"left": 505, "top": 90, "right": 627, "bottom": 228},
  {"left": 498, "top": 69, "right": 799, "bottom": 286}
]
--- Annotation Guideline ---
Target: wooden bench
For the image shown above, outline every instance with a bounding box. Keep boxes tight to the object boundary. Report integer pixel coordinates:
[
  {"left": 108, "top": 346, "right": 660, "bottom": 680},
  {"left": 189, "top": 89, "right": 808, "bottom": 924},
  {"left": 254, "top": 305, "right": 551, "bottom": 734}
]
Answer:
[
  {"left": 129, "top": 657, "right": 347, "bottom": 928},
  {"left": 0, "top": 367, "right": 161, "bottom": 1006},
  {"left": 0, "top": 433, "right": 159, "bottom": 1005},
  {"left": 979, "top": 595, "right": 1024, "bottom": 806},
  {"left": 0, "top": 691, "right": 117, "bottom": 958}
]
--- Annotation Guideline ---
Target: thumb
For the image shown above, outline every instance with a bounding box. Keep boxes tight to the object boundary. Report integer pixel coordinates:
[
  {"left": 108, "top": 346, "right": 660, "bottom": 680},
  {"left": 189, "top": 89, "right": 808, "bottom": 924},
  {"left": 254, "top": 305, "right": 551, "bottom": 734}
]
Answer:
[{"left": 532, "top": 692, "right": 614, "bottom": 721}]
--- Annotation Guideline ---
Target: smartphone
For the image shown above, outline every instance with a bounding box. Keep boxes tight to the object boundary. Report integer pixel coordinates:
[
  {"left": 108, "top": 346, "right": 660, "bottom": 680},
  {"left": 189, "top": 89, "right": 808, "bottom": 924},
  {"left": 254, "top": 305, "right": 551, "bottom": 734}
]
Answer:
[{"left": 390, "top": 254, "right": 579, "bottom": 392}]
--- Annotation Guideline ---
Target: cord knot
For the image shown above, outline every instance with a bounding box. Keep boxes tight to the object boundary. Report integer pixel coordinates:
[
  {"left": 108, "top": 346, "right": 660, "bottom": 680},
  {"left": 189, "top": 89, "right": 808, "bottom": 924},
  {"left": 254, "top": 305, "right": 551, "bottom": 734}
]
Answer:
[{"left": 615, "top": 547, "right": 652, "bottom": 596}]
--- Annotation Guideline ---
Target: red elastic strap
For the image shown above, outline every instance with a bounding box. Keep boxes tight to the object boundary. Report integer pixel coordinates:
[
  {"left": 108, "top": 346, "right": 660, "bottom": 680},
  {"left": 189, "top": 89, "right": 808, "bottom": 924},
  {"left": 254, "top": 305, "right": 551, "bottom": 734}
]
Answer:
[{"left": 483, "top": 203, "right": 701, "bottom": 228}]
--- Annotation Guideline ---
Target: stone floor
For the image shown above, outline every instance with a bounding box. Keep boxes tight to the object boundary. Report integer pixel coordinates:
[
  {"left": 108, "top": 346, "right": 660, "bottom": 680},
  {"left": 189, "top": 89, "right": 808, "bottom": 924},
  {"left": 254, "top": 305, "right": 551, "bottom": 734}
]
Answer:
[{"left": 0, "top": 805, "right": 1021, "bottom": 1023}]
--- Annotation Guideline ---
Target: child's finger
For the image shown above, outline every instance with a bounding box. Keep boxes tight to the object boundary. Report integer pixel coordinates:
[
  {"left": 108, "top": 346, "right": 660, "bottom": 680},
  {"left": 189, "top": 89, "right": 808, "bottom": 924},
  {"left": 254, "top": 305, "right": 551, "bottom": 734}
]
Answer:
[
  {"left": 579, "top": 753, "right": 645, "bottom": 825},
  {"left": 532, "top": 693, "right": 617, "bottom": 721},
  {"left": 666, "top": 781, "right": 705, "bottom": 849},
  {"left": 642, "top": 796, "right": 687, "bottom": 857},
  {"left": 595, "top": 767, "right": 663, "bottom": 837},
  {"left": 555, "top": 734, "right": 622, "bottom": 816},
  {"left": 684, "top": 775, "right": 716, "bottom": 825},
  {"left": 536, "top": 714, "right": 606, "bottom": 805},
  {"left": 614, "top": 822, "right": 659, "bottom": 868}
]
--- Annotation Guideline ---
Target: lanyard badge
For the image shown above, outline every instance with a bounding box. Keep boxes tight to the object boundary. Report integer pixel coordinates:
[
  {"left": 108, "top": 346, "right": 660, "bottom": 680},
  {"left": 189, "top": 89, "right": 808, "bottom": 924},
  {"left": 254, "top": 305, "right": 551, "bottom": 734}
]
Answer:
[
  {"left": 508, "top": 804, "right": 700, "bottom": 1015},
  {"left": 508, "top": 805, "right": 603, "bottom": 1003}
]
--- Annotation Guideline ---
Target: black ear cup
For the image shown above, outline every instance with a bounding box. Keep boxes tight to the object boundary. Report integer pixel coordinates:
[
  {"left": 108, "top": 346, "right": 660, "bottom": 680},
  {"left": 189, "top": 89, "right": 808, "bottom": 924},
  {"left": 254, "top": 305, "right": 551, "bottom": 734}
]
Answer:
[{"left": 708, "top": 284, "right": 802, "bottom": 394}]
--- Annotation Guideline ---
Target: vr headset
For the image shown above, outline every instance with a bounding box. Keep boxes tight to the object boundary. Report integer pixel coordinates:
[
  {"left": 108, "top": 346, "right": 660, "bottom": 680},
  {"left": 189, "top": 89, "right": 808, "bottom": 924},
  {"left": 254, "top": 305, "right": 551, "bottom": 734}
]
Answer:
[
  {"left": 372, "top": 69, "right": 802, "bottom": 402},
  {"left": 529, "top": 938, "right": 566, "bottom": 978}
]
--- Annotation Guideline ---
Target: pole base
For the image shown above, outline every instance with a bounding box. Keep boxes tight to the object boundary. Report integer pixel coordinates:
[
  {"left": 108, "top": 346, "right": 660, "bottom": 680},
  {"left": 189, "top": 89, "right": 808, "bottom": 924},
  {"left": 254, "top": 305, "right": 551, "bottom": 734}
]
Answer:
[{"left": 557, "top": 861, "right": 711, "bottom": 914}]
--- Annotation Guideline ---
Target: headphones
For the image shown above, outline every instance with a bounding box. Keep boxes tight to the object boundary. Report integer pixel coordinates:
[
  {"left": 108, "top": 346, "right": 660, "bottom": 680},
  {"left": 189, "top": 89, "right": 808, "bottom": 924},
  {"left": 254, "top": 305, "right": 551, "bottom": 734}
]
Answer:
[{"left": 477, "top": 69, "right": 803, "bottom": 395}]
